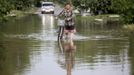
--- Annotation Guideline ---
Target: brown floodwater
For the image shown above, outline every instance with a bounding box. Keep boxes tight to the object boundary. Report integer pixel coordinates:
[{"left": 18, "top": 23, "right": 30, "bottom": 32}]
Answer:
[{"left": 0, "top": 14, "right": 134, "bottom": 75}]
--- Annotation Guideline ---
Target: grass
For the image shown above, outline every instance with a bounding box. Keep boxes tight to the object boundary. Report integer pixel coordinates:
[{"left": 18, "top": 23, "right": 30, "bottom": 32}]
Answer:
[
  {"left": 122, "top": 24, "right": 134, "bottom": 36},
  {"left": 7, "top": 7, "right": 37, "bottom": 19},
  {"left": 123, "top": 24, "right": 134, "bottom": 31},
  {"left": 76, "top": 14, "right": 121, "bottom": 23}
]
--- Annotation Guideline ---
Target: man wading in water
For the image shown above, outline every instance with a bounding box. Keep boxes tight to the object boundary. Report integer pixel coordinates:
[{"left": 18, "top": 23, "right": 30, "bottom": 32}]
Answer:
[{"left": 57, "top": 3, "right": 76, "bottom": 40}]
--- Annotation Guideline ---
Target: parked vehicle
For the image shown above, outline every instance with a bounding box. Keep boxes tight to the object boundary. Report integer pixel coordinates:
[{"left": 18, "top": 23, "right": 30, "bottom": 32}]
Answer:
[{"left": 41, "top": 2, "right": 55, "bottom": 14}]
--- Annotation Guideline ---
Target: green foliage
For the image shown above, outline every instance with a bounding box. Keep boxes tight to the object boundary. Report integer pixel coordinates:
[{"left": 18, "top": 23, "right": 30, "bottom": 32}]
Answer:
[
  {"left": 0, "top": 0, "right": 13, "bottom": 21},
  {"left": 72, "top": 0, "right": 113, "bottom": 14},
  {"left": 10, "top": 0, "right": 33, "bottom": 10},
  {"left": 54, "top": 0, "right": 67, "bottom": 4},
  {"left": 72, "top": 0, "right": 134, "bottom": 24},
  {"left": 0, "top": 0, "right": 35, "bottom": 21},
  {"left": 110, "top": 0, "right": 134, "bottom": 23},
  {"left": 34, "top": 0, "right": 42, "bottom": 7}
]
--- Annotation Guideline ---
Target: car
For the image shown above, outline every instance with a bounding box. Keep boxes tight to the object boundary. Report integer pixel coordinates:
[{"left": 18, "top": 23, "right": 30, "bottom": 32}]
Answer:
[{"left": 41, "top": 2, "right": 55, "bottom": 14}]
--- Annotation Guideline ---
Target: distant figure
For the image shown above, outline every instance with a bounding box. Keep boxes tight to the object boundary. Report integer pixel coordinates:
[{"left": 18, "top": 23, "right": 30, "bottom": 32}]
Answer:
[{"left": 58, "top": 3, "right": 76, "bottom": 40}]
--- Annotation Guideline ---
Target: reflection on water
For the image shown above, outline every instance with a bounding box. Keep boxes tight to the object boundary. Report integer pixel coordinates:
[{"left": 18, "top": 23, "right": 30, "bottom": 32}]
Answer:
[
  {"left": 41, "top": 14, "right": 54, "bottom": 27},
  {"left": 58, "top": 39, "right": 76, "bottom": 75},
  {"left": 0, "top": 14, "right": 134, "bottom": 75},
  {"left": 39, "top": 14, "right": 56, "bottom": 40}
]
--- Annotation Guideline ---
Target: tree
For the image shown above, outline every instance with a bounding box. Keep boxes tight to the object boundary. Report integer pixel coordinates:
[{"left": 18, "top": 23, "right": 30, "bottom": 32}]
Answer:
[
  {"left": 110, "top": 0, "right": 134, "bottom": 23},
  {"left": 72, "top": 0, "right": 134, "bottom": 24},
  {"left": 10, "top": 0, "right": 33, "bottom": 10},
  {"left": 0, "top": 0, "right": 13, "bottom": 21},
  {"left": 72, "top": 0, "right": 111, "bottom": 14},
  {"left": 34, "top": 0, "right": 42, "bottom": 7}
]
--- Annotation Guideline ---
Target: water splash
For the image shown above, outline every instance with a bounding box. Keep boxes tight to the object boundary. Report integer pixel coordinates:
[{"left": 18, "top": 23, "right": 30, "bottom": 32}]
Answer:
[{"left": 4, "top": 33, "right": 90, "bottom": 41}]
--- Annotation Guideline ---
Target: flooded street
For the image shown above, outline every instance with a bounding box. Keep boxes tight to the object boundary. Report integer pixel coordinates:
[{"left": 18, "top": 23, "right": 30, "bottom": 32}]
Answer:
[{"left": 0, "top": 14, "right": 134, "bottom": 75}]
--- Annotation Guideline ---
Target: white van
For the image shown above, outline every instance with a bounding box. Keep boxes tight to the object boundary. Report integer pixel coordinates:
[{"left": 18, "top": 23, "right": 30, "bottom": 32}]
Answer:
[{"left": 41, "top": 2, "right": 55, "bottom": 14}]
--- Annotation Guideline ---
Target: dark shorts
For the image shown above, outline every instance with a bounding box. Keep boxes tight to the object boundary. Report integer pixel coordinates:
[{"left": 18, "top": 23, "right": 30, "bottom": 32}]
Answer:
[{"left": 65, "top": 25, "right": 75, "bottom": 30}]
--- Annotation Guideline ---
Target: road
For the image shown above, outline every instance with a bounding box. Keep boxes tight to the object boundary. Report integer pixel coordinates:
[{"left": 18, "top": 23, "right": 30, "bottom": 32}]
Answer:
[{"left": 34, "top": 4, "right": 63, "bottom": 16}]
